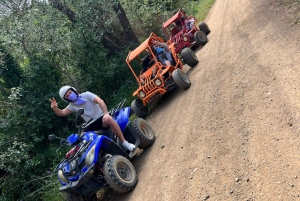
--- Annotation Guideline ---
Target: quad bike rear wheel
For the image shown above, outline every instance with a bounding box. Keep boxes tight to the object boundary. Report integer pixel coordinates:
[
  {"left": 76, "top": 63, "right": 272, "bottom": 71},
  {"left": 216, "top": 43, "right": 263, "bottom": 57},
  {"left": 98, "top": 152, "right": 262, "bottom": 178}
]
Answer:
[
  {"left": 194, "top": 31, "right": 207, "bottom": 45},
  {"left": 181, "top": 48, "right": 199, "bottom": 67},
  {"left": 131, "top": 118, "right": 155, "bottom": 149},
  {"left": 198, "top": 21, "right": 211, "bottom": 35},
  {"left": 172, "top": 69, "right": 191, "bottom": 89},
  {"left": 103, "top": 155, "right": 138, "bottom": 193},
  {"left": 131, "top": 99, "right": 149, "bottom": 118}
]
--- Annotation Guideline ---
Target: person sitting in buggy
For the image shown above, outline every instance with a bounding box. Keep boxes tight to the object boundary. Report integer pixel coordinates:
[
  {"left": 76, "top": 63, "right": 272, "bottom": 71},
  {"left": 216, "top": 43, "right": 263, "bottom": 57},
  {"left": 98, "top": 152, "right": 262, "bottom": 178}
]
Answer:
[
  {"left": 139, "top": 40, "right": 175, "bottom": 85},
  {"left": 151, "top": 40, "right": 175, "bottom": 76}
]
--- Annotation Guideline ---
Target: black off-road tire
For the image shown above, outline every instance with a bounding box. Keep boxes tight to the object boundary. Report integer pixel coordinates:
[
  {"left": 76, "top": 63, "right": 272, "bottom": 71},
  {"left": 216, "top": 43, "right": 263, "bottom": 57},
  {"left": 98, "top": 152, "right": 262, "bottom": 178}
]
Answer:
[
  {"left": 172, "top": 69, "right": 191, "bottom": 89},
  {"left": 66, "top": 192, "right": 80, "bottom": 201},
  {"left": 181, "top": 48, "right": 199, "bottom": 67},
  {"left": 194, "top": 31, "right": 207, "bottom": 45},
  {"left": 103, "top": 155, "right": 138, "bottom": 193},
  {"left": 131, "top": 118, "right": 155, "bottom": 149},
  {"left": 131, "top": 99, "right": 149, "bottom": 118},
  {"left": 198, "top": 21, "right": 211, "bottom": 35}
]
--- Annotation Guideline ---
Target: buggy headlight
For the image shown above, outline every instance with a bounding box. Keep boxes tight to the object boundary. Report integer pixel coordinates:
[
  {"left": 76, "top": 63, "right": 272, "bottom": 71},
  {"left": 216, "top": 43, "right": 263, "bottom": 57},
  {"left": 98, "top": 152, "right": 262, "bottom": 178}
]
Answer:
[
  {"left": 139, "top": 91, "right": 146, "bottom": 98},
  {"left": 58, "top": 170, "right": 68, "bottom": 183},
  {"left": 183, "top": 37, "right": 188, "bottom": 41},
  {"left": 85, "top": 145, "right": 95, "bottom": 167},
  {"left": 155, "top": 79, "right": 162, "bottom": 86}
]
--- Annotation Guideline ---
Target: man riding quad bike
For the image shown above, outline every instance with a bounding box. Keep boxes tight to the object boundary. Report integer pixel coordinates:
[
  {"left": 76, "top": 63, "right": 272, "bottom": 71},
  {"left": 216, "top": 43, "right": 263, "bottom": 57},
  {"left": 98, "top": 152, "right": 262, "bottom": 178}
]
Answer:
[
  {"left": 126, "top": 32, "right": 199, "bottom": 118},
  {"left": 162, "top": 9, "right": 210, "bottom": 55},
  {"left": 49, "top": 100, "right": 155, "bottom": 201}
]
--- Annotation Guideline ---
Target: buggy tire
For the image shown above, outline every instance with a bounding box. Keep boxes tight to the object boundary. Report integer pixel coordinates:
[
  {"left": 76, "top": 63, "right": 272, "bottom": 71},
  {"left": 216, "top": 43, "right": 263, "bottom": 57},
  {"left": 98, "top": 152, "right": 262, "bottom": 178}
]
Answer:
[
  {"left": 131, "top": 118, "right": 155, "bottom": 149},
  {"left": 172, "top": 69, "right": 191, "bottom": 89},
  {"left": 131, "top": 99, "right": 149, "bottom": 118},
  {"left": 194, "top": 31, "right": 207, "bottom": 45},
  {"left": 198, "top": 21, "right": 211, "bottom": 35},
  {"left": 181, "top": 48, "right": 199, "bottom": 67},
  {"left": 103, "top": 155, "right": 138, "bottom": 193},
  {"left": 66, "top": 192, "right": 80, "bottom": 201}
]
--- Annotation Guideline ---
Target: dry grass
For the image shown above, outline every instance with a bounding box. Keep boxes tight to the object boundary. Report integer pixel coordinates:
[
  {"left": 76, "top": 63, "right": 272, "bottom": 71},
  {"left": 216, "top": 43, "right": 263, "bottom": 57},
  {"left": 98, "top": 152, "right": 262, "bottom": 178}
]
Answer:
[{"left": 195, "top": 0, "right": 216, "bottom": 21}]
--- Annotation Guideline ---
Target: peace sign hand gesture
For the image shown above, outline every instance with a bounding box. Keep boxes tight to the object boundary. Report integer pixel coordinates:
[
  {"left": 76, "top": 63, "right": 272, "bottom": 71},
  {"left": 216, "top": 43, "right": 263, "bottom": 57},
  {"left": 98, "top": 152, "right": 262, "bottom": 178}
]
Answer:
[{"left": 49, "top": 97, "right": 58, "bottom": 111}]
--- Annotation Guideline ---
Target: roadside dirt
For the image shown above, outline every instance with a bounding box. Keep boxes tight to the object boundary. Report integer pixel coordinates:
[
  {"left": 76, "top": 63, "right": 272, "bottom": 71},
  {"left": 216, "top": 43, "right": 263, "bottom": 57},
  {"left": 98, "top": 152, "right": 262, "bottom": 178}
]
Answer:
[{"left": 102, "top": 0, "right": 300, "bottom": 200}]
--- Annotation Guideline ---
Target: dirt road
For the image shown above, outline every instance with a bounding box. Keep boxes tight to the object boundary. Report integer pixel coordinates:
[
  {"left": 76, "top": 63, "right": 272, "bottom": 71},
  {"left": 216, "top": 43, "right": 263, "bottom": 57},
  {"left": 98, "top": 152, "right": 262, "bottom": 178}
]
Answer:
[{"left": 110, "top": 0, "right": 300, "bottom": 200}]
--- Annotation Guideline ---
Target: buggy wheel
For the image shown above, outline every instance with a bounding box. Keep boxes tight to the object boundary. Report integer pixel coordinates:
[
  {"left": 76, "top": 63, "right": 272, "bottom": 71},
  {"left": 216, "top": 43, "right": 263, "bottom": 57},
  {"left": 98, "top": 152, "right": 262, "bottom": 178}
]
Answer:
[
  {"left": 131, "top": 118, "right": 155, "bottom": 149},
  {"left": 172, "top": 69, "right": 191, "bottom": 89},
  {"left": 103, "top": 155, "right": 138, "bottom": 193},
  {"left": 194, "top": 31, "right": 207, "bottom": 45},
  {"left": 131, "top": 99, "right": 149, "bottom": 118},
  {"left": 181, "top": 48, "right": 199, "bottom": 67},
  {"left": 66, "top": 192, "right": 80, "bottom": 201},
  {"left": 198, "top": 21, "right": 211, "bottom": 35}
]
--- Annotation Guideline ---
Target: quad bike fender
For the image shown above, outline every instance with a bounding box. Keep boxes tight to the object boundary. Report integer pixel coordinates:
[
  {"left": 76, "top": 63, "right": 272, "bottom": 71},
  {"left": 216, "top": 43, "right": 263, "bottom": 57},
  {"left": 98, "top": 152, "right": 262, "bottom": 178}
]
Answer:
[
  {"left": 59, "top": 164, "right": 100, "bottom": 197},
  {"left": 81, "top": 135, "right": 130, "bottom": 167},
  {"left": 77, "top": 134, "right": 112, "bottom": 169},
  {"left": 108, "top": 123, "right": 141, "bottom": 159},
  {"left": 100, "top": 138, "right": 132, "bottom": 159},
  {"left": 123, "top": 122, "right": 140, "bottom": 152},
  {"left": 113, "top": 106, "right": 131, "bottom": 132},
  {"left": 58, "top": 161, "right": 80, "bottom": 186}
]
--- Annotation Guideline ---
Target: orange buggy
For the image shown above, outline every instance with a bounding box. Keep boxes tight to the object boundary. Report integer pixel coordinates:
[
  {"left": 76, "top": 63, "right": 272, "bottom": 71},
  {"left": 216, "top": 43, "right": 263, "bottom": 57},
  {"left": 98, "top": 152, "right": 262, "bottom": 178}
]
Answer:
[{"left": 126, "top": 33, "right": 198, "bottom": 118}]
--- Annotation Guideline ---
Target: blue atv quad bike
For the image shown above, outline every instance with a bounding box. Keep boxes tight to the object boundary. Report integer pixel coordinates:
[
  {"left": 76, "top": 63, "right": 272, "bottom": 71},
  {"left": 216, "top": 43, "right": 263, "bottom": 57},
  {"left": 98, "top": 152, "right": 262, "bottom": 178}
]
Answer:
[{"left": 48, "top": 99, "right": 155, "bottom": 201}]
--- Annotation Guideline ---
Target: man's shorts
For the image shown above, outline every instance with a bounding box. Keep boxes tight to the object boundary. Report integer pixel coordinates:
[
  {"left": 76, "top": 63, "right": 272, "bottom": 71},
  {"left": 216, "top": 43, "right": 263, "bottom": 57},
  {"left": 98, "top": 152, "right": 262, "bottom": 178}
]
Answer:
[{"left": 83, "top": 116, "right": 106, "bottom": 132}]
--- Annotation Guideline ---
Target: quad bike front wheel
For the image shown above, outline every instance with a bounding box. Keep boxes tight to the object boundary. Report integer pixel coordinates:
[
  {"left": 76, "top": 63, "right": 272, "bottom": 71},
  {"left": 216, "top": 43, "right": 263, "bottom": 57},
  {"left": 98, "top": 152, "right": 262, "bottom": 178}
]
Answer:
[
  {"left": 131, "top": 99, "right": 149, "bottom": 118},
  {"left": 103, "top": 155, "right": 138, "bottom": 193},
  {"left": 131, "top": 118, "right": 155, "bottom": 149},
  {"left": 194, "top": 30, "right": 207, "bottom": 46},
  {"left": 181, "top": 48, "right": 199, "bottom": 67},
  {"left": 198, "top": 21, "right": 211, "bottom": 35},
  {"left": 172, "top": 69, "right": 191, "bottom": 90}
]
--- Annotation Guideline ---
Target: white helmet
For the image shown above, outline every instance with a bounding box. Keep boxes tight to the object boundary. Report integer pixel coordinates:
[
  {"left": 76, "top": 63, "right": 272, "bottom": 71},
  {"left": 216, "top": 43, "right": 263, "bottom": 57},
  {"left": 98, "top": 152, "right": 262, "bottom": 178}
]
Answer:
[{"left": 59, "top": 85, "right": 78, "bottom": 102}]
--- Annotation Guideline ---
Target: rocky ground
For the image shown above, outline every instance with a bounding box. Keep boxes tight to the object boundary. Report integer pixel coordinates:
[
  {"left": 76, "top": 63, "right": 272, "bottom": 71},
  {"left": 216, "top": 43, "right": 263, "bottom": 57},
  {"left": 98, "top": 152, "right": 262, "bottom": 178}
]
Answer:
[{"left": 99, "top": 0, "right": 300, "bottom": 200}]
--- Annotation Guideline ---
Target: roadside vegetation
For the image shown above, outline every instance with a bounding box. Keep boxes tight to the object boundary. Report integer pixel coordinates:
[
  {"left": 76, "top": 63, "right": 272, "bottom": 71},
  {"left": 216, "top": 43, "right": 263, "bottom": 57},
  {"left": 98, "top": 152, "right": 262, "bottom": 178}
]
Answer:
[{"left": 0, "top": 0, "right": 215, "bottom": 200}]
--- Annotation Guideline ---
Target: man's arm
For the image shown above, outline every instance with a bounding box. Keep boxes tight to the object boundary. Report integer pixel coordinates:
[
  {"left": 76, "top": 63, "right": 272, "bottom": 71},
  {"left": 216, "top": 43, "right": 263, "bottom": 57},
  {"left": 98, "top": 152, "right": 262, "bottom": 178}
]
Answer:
[
  {"left": 93, "top": 96, "right": 111, "bottom": 124},
  {"left": 93, "top": 96, "right": 109, "bottom": 115},
  {"left": 154, "top": 41, "right": 171, "bottom": 52},
  {"left": 53, "top": 107, "right": 72, "bottom": 117},
  {"left": 49, "top": 97, "right": 72, "bottom": 117}
]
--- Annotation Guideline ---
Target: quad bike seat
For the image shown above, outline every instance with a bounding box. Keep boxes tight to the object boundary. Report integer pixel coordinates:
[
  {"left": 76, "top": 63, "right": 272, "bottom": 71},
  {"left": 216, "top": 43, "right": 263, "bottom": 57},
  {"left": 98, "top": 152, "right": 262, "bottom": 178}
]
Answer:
[{"left": 94, "top": 128, "right": 113, "bottom": 139}]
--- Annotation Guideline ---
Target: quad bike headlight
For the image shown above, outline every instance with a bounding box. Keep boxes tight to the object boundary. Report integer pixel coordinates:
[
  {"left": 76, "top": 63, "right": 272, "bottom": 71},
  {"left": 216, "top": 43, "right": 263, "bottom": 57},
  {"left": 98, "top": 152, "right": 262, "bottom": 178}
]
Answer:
[
  {"left": 139, "top": 91, "right": 146, "bottom": 98},
  {"left": 70, "top": 160, "right": 77, "bottom": 171},
  {"left": 155, "top": 78, "right": 162, "bottom": 86},
  {"left": 58, "top": 170, "right": 68, "bottom": 183},
  {"left": 85, "top": 145, "right": 95, "bottom": 167},
  {"left": 183, "top": 36, "right": 188, "bottom": 42}
]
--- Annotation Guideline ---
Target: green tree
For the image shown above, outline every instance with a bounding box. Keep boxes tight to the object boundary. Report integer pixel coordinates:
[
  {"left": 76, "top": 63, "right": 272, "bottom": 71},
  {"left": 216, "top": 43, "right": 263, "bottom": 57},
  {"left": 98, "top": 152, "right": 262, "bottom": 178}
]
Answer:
[
  {"left": 0, "top": 43, "right": 22, "bottom": 119},
  {"left": 0, "top": 54, "right": 71, "bottom": 200}
]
